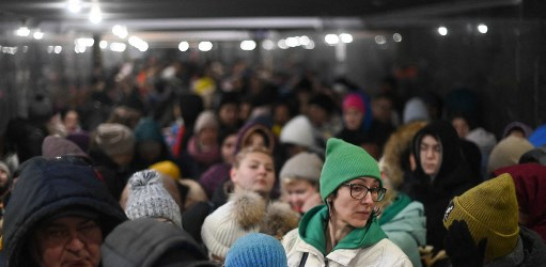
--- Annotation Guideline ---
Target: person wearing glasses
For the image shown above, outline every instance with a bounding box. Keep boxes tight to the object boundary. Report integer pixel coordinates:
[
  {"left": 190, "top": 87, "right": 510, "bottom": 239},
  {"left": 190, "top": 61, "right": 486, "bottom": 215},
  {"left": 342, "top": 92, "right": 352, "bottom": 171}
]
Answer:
[
  {"left": 0, "top": 157, "right": 127, "bottom": 267},
  {"left": 282, "top": 138, "right": 412, "bottom": 267}
]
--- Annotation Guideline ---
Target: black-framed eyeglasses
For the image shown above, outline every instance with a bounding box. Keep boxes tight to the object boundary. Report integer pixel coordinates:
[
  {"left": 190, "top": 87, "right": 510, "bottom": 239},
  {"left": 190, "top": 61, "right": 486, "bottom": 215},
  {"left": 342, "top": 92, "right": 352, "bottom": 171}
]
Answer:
[{"left": 341, "top": 183, "right": 387, "bottom": 202}]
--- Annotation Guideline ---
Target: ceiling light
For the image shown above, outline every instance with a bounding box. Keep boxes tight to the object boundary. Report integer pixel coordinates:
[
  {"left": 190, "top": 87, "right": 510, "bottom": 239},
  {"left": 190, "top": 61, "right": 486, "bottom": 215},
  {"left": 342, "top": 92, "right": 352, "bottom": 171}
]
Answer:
[
  {"left": 110, "top": 42, "right": 127, "bottom": 52},
  {"left": 324, "top": 34, "right": 340, "bottom": 45},
  {"left": 54, "top": 46, "right": 63, "bottom": 54},
  {"left": 393, "top": 33, "right": 403, "bottom": 42},
  {"left": 112, "top": 25, "right": 128, "bottom": 39},
  {"left": 340, "top": 33, "right": 353, "bottom": 43},
  {"left": 89, "top": 3, "right": 103, "bottom": 24},
  {"left": 298, "top": 36, "right": 311, "bottom": 46},
  {"left": 285, "top": 37, "right": 298, "bottom": 47},
  {"left": 277, "top": 39, "right": 288, "bottom": 49},
  {"left": 375, "top": 35, "right": 386, "bottom": 45},
  {"left": 262, "top": 40, "right": 275, "bottom": 50},
  {"left": 15, "top": 26, "right": 30, "bottom": 37},
  {"left": 100, "top": 40, "right": 108, "bottom": 49},
  {"left": 33, "top": 30, "right": 44, "bottom": 40},
  {"left": 438, "top": 26, "right": 448, "bottom": 36},
  {"left": 198, "top": 41, "right": 213, "bottom": 52},
  {"left": 240, "top": 40, "right": 256, "bottom": 51},
  {"left": 477, "top": 24, "right": 488, "bottom": 34},
  {"left": 303, "top": 40, "right": 315, "bottom": 50},
  {"left": 67, "top": 0, "right": 83, "bottom": 13},
  {"left": 75, "top": 37, "right": 94, "bottom": 47},
  {"left": 178, "top": 41, "right": 189, "bottom": 52}
]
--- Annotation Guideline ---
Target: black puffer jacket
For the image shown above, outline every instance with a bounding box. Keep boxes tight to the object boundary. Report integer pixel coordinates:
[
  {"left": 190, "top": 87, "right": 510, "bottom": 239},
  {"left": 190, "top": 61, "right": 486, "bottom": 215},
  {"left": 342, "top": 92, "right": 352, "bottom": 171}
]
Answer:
[
  {"left": 0, "top": 156, "right": 127, "bottom": 267},
  {"left": 101, "top": 218, "right": 216, "bottom": 267}
]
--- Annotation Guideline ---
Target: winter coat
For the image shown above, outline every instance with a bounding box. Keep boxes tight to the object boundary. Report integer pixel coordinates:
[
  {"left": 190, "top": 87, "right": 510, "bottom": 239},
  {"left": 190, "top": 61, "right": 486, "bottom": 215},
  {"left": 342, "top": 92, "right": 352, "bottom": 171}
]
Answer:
[
  {"left": 282, "top": 205, "right": 411, "bottom": 267},
  {"left": 493, "top": 163, "right": 546, "bottom": 243},
  {"left": 410, "top": 120, "right": 480, "bottom": 254},
  {"left": 484, "top": 226, "right": 546, "bottom": 267},
  {"left": 380, "top": 200, "right": 426, "bottom": 267},
  {"left": 101, "top": 218, "right": 216, "bottom": 267},
  {"left": 0, "top": 156, "right": 127, "bottom": 267}
]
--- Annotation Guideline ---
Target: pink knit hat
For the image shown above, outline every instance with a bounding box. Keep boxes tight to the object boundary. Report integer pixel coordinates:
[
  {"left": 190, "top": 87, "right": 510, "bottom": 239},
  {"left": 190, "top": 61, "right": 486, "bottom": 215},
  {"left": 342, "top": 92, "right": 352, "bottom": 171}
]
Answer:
[{"left": 342, "top": 93, "right": 365, "bottom": 114}]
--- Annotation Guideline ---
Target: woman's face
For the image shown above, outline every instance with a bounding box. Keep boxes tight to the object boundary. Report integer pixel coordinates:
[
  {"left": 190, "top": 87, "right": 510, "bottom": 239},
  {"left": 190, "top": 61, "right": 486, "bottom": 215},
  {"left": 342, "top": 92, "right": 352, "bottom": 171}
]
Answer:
[
  {"left": 231, "top": 152, "right": 275, "bottom": 196},
  {"left": 283, "top": 179, "right": 318, "bottom": 213},
  {"left": 343, "top": 108, "right": 363, "bottom": 130},
  {"left": 330, "top": 177, "right": 379, "bottom": 228}
]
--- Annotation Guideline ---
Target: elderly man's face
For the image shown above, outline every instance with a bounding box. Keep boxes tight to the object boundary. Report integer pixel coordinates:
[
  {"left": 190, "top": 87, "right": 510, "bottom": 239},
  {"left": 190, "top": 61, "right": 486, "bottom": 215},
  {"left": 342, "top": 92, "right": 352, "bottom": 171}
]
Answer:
[{"left": 33, "top": 216, "right": 103, "bottom": 267}]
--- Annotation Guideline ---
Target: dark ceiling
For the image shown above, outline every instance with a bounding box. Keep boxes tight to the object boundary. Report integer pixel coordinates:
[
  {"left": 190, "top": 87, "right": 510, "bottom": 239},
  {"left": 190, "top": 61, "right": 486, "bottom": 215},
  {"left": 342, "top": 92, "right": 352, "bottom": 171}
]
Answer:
[{"left": 0, "top": 0, "right": 543, "bottom": 46}]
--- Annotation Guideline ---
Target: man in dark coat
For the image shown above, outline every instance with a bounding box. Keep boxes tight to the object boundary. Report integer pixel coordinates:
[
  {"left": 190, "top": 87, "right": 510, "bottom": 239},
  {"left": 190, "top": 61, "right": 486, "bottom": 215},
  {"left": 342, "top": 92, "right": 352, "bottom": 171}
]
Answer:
[
  {"left": 0, "top": 156, "right": 127, "bottom": 267},
  {"left": 101, "top": 218, "right": 215, "bottom": 267}
]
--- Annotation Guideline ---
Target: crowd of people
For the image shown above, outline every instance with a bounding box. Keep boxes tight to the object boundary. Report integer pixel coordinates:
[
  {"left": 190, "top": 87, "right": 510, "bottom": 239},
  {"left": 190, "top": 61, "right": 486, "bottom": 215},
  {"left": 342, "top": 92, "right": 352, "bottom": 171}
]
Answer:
[{"left": 0, "top": 58, "right": 545, "bottom": 266}]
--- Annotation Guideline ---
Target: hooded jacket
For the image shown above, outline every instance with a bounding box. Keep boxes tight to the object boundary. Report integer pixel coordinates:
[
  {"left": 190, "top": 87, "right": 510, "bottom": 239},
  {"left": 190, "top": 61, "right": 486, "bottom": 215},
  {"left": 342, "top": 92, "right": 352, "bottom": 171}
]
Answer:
[
  {"left": 493, "top": 163, "right": 546, "bottom": 243},
  {"left": 282, "top": 205, "right": 411, "bottom": 267},
  {"left": 380, "top": 199, "right": 427, "bottom": 267},
  {"left": 0, "top": 156, "right": 127, "bottom": 267},
  {"left": 411, "top": 120, "right": 479, "bottom": 253},
  {"left": 101, "top": 218, "right": 216, "bottom": 267}
]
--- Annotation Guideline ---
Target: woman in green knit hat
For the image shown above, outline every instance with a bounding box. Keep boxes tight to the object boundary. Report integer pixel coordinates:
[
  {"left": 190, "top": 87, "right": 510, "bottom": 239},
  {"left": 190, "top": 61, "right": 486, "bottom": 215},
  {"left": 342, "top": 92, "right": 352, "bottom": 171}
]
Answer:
[{"left": 282, "top": 138, "right": 412, "bottom": 266}]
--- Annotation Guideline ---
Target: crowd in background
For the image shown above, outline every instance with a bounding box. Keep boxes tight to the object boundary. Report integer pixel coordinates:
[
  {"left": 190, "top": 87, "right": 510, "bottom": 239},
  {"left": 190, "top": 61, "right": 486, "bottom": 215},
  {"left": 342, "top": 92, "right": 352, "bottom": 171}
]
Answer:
[{"left": 0, "top": 56, "right": 545, "bottom": 266}]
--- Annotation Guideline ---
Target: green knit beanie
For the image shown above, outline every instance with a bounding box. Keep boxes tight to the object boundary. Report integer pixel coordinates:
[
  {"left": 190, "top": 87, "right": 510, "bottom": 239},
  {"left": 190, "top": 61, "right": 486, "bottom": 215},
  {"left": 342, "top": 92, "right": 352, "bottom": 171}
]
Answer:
[{"left": 320, "top": 138, "right": 382, "bottom": 201}]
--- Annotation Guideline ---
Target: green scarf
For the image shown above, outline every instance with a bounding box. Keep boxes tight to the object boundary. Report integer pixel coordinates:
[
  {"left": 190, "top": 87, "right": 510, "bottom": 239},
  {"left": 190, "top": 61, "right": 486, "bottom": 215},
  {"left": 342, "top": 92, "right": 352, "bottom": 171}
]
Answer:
[
  {"left": 299, "top": 205, "right": 387, "bottom": 255},
  {"left": 378, "top": 193, "right": 412, "bottom": 225}
]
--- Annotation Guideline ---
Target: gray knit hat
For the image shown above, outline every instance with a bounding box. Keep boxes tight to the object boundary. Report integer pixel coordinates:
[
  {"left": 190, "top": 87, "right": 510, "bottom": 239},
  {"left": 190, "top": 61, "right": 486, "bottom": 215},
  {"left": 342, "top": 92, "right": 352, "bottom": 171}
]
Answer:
[
  {"left": 125, "top": 170, "right": 182, "bottom": 228},
  {"left": 280, "top": 152, "right": 323, "bottom": 183}
]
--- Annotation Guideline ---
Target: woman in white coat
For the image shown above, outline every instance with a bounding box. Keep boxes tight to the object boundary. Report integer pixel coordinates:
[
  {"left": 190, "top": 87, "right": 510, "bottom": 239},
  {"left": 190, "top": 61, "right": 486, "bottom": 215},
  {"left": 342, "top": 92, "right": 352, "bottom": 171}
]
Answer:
[{"left": 282, "top": 138, "right": 412, "bottom": 267}]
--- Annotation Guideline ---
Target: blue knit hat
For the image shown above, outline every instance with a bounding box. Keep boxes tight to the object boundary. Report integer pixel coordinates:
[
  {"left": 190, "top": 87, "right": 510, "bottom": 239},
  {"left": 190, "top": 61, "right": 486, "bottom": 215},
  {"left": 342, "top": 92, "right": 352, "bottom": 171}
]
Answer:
[
  {"left": 320, "top": 138, "right": 381, "bottom": 201},
  {"left": 224, "top": 233, "right": 287, "bottom": 267}
]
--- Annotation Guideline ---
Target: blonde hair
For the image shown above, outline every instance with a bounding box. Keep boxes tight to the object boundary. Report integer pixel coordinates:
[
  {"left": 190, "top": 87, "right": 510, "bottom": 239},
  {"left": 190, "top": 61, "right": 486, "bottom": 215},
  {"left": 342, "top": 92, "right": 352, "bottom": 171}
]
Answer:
[{"left": 233, "top": 146, "right": 273, "bottom": 168}]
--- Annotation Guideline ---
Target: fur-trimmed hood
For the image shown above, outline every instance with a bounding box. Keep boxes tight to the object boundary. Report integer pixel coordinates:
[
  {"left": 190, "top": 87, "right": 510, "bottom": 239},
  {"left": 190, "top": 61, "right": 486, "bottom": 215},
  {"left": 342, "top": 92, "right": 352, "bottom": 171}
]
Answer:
[{"left": 201, "top": 191, "right": 300, "bottom": 260}]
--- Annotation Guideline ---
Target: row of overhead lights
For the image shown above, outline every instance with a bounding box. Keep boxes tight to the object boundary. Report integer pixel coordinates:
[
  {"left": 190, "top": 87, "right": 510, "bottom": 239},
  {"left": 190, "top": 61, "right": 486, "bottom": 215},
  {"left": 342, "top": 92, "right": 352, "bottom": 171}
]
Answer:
[
  {"left": 176, "top": 33, "right": 351, "bottom": 52},
  {"left": 437, "top": 23, "right": 489, "bottom": 36}
]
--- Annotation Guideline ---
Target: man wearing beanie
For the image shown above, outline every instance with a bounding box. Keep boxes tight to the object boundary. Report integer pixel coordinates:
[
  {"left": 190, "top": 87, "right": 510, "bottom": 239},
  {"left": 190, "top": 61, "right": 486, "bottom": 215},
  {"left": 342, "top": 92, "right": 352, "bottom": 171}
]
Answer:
[
  {"left": 443, "top": 173, "right": 546, "bottom": 266},
  {"left": 280, "top": 152, "right": 323, "bottom": 214},
  {"left": 0, "top": 157, "right": 127, "bottom": 267},
  {"left": 282, "top": 138, "right": 411, "bottom": 266}
]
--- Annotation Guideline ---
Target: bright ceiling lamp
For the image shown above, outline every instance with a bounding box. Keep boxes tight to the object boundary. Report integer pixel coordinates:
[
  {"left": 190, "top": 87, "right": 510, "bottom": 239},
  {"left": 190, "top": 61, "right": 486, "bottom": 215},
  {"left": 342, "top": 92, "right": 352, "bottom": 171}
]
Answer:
[
  {"left": 67, "top": 0, "right": 83, "bottom": 13},
  {"left": 339, "top": 33, "right": 353, "bottom": 43},
  {"left": 240, "top": 40, "right": 256, "bottom": 51},
  {"left": 112, "top": 25, "right": 128, "bottom": 39},
  {"left": 15, "top": 26, "right": 30, "bottom": 37},
  {"left": 89, "top": 2, "right": 103, "bottom": 24},
  {"left": 178, "top": 41, "right": 189, "bottom": 52},
  {"left": 198, "top": 41, "right": 213, "bottom": 52}
]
